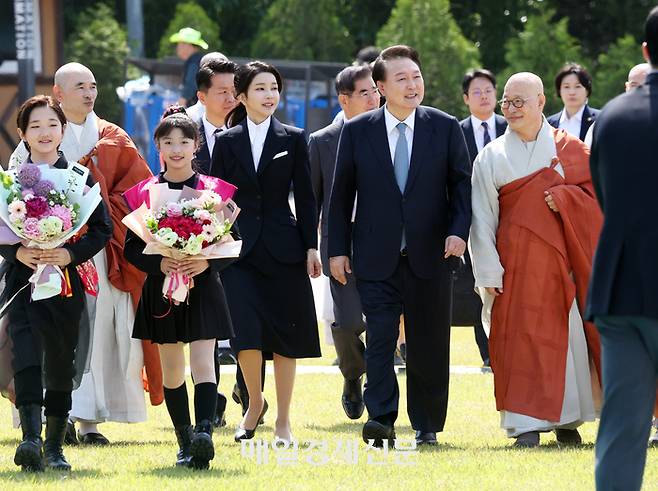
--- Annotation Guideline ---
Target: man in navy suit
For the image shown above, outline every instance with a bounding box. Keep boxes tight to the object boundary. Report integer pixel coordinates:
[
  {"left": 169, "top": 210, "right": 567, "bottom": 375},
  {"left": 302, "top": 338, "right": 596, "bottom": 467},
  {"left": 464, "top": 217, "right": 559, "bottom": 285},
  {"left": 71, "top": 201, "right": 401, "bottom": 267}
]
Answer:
[
  {"left": 328, "top": 45, "right": 472, "bottom": 447},
  {"left": 589, "top": 8, "right": 658, "bottom": 490},
  {"left": 192, "top": 59, "right": 239, "bottom": 175},
  {"left": 457, "top": 69, "right": 507, "bottom": 367},
  {"left": 309, "top": 65, "right": 380, "bottom": 420}
]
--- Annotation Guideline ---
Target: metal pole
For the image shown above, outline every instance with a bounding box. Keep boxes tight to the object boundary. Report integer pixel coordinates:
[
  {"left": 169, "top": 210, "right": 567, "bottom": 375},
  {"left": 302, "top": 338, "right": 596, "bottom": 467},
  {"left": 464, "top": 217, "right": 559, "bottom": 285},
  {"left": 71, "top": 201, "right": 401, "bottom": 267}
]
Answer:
[
  {"left": 126, "top": 0, "right": 144, "bottom": 58},
  {"left": 14, "top": 0, "right": 35, "bottom": 104}
]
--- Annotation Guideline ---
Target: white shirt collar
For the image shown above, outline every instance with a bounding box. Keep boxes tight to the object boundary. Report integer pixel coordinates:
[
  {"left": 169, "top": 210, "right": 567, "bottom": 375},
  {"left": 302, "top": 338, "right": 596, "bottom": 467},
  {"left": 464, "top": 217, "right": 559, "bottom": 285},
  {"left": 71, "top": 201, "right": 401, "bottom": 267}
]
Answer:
[
  {"left": 470, "top": 113, "right": 496, "bottom": 130},
  {"left": 247, "top": 116, "right": 271, "bottom": 142},
  {"left": 384, "top": 105, "right": 415, "bottom": 135},
  {"left": 559, "top": 104, "right": 586, "bottom": 124}
]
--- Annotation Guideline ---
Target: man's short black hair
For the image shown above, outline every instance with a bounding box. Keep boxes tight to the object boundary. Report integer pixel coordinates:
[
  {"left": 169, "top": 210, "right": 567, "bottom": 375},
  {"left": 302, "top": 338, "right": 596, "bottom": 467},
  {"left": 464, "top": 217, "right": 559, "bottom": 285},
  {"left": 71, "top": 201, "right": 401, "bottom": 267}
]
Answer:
[
  {"left": 335, "top": 65, "right": 373, "bottom": 95},
  {"left": 462, "top": 69, "right": 497, "bottom": 95},
  {"left": 646, "top": 6, "right": 658, "bottom": 66},
  {"left": 372, "top": 45, "right": 421, "bottom": 84},
  {"left": 196, "top": 60, "right": 238, "bottom": 92},
  {"left": 354, "top": 46, "right": 381, "bottom": 66},
  {"left": 554, "top": 63, "right": 593, "bottom": 98}
]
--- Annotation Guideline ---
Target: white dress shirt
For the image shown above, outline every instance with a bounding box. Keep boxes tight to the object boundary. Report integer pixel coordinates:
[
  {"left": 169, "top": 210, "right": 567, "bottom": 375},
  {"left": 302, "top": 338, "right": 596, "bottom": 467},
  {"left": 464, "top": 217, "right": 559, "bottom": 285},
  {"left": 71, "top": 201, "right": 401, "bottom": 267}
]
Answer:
[
  {"left": 558, "top": 105, "right": 586, "bottom": 138},
  {"left": 202, "top": 115, "right": 225, "bottom": 156},
  {"left": 247, "top": 116, "right": 271, "bottom": 170},
  {"left": 383, "top": 105, "right": 415, "bottom": 166},
  {"left": 470, "top": 113, "right": 497, "bottom": 152}
]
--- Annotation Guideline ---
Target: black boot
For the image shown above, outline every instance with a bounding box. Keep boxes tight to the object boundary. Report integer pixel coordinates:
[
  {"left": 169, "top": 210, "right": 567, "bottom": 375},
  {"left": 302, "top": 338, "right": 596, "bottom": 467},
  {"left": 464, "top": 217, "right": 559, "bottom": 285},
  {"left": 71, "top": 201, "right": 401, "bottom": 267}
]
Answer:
[
  {"left": 14, "top": 404, "right": 44, "bottom": 472},
  {"left": 43, "top": 416, "right": 71, "bottom": 470},
  {"left": 174, "top": 425, "right": 193, "bottom": 467},
  {"left": 190, "top": 420, "right": 214, "bottom": 470}
]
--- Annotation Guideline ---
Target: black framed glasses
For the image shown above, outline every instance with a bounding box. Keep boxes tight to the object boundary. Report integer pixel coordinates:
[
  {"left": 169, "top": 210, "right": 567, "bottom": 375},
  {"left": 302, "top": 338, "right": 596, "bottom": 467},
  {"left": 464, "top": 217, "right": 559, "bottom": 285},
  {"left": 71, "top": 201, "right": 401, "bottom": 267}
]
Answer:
[{"left": 498, "top": 97, "right": 530, "bottom": 109}]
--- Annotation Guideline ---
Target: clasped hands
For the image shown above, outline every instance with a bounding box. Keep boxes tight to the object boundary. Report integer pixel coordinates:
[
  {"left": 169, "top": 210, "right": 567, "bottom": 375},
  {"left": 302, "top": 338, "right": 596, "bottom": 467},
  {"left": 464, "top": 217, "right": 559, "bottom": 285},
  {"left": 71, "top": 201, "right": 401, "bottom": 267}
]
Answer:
[
  {"left": 160, "top": 257, "right": 209, "bottom": 277},
  {"left": 329, "top": 235, "right": 467, "bottom": 286},
  {"left": 16, "top": 246, "right": 71, "bottom": 270}
]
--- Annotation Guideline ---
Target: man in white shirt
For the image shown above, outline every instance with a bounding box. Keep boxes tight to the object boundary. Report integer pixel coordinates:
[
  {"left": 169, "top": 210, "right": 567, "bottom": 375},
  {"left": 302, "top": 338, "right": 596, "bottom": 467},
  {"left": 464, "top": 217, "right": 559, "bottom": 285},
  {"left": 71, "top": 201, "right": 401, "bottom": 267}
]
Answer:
[
  {"left": 186, "top": 51, "right": 228, "bottom": 122},
  {"left": 329, "top": 45, "right": 471, "bottom": 447}
]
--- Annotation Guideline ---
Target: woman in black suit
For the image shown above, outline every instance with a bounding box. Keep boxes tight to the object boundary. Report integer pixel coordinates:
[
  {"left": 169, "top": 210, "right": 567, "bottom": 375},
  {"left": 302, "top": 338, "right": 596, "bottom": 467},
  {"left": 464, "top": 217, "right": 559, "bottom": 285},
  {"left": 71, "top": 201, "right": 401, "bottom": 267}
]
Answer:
[
  {"left": 210, "top": 61, "right": 321, "bottom": 443},
  {"left": 547, "top": 63, "right": 600, "bottom": 141}
]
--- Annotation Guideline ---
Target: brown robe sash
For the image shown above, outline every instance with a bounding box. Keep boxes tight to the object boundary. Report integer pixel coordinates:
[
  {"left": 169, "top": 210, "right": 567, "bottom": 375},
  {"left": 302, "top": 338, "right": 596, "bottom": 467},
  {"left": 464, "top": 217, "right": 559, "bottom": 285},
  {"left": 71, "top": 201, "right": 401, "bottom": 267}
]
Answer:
[
  {"left": 490, "top": 128, "right": 602, "bottom": 421},
  {"left": 79, "top": 119, "right": 163, "bottom": 406}
]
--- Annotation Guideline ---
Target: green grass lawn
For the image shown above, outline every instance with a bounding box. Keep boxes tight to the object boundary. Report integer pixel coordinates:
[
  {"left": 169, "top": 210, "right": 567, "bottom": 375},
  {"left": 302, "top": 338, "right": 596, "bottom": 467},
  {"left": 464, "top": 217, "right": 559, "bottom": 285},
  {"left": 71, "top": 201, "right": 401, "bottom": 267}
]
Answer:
[{"left": 0, "top": 326, "right": 656, "bottom": 490}]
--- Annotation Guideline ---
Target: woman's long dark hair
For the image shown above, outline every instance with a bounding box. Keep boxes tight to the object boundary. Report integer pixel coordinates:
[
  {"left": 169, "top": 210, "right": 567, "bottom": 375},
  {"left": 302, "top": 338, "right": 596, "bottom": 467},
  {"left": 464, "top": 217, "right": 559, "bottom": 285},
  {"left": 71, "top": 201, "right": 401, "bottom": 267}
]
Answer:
[{"left": 226, "top": 61, "right": 283, "bottom": 128}]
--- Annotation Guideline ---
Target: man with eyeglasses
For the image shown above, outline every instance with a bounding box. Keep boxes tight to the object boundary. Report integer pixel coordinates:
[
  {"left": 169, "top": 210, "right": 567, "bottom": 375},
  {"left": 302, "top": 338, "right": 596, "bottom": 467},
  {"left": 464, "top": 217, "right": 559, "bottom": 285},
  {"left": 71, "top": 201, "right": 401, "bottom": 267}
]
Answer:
[
  {"left": 470, "top": 72, "right": 602, "bottom": 448},
  {"left": 456, "top": 69, "right": 508, "bottom": 368},
  {"left": 309, "top": 65, "right": 380, "bottom": 421}
]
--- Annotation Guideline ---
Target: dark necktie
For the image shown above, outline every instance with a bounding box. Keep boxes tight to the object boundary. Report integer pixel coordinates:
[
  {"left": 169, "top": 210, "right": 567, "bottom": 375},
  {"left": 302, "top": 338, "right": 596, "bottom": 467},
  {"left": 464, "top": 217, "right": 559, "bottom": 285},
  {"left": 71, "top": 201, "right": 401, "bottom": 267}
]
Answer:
[
  {"left": 213, "top": 128, "right": 222, "bottom": 136},
  {"left": 481, "top": 121, "right": 491, "bottom": 147}
]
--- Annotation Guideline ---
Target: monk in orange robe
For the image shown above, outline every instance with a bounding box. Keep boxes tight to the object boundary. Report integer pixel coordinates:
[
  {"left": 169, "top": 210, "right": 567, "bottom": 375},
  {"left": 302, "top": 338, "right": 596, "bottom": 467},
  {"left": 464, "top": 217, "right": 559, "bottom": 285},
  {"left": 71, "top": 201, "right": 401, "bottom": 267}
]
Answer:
[{"left": 470, "top": 72, "right": 602, "bottom": 448}]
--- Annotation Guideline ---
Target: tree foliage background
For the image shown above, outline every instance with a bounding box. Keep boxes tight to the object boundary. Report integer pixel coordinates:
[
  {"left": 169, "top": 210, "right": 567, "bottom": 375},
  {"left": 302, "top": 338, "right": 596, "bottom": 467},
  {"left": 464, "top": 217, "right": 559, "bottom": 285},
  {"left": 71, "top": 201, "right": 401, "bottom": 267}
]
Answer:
[
  {"left": 65, "top": 3, "right": 128, "bottom": 123},
  {"left": 377, "top": 0, "right": 481, "bottom": 117},
  {"left": 61, "top": 0, "right": 654, "bottom": 120}
]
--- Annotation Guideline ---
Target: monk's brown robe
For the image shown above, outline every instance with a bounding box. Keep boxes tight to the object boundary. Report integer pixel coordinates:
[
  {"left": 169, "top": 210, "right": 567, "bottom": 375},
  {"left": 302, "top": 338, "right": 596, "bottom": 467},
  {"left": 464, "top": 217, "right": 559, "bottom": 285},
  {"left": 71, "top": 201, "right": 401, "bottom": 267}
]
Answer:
[
  {"left": 490, "top": 128, "right": 602, "bottom": 422},
  {"left": 79, "top": 119, "right": 163, "bottom": 406}
]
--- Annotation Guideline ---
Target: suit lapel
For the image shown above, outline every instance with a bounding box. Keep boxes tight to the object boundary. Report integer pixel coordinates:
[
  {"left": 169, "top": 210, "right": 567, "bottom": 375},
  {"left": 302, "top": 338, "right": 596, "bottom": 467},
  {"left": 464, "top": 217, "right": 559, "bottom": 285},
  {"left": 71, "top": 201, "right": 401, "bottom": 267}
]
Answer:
[
  {"left": 580, "top": 105, "right": 594, "bottom": 141},
  {"left": 366, "top": 108, "right": 399, "bottom": 192},
  {"left": 230, "top": 120, "right": 258, "bottom": 184},
  {"left": 405, "top": 107, "right": 431, "bottom": 194},
  {"left": 495, "top": 115, "right": 507, "bottom": 137},
  {"left": 462, "top": 118, "right": 478, "bottom": 163},
  {"left": 196, "top": 120, "right": 211, "bottom": 167},
  {"left": 257, "top": 117, "right": 288, "bottom": 176}
]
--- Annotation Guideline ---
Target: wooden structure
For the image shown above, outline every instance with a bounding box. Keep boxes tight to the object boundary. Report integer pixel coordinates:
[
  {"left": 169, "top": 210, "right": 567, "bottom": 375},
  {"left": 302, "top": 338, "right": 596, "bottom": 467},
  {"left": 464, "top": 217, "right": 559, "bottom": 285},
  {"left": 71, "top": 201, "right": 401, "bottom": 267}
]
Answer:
[{"left": 0, "top": 0, "right": 63, "bottom": 166}]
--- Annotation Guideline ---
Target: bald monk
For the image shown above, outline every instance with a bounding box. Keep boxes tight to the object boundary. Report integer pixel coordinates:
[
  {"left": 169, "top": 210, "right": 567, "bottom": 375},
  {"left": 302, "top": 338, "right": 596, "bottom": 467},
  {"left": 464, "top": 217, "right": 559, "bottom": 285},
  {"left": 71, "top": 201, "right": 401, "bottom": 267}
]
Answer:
[
  {"left": 469, "top": 72, "right": 603, "bottom": 448},
  {"left": 584, "top": 63, "right": 651, "bottom": 147},
  {"left": 10, "top": 63, "right": 159, "bottom": 444}
]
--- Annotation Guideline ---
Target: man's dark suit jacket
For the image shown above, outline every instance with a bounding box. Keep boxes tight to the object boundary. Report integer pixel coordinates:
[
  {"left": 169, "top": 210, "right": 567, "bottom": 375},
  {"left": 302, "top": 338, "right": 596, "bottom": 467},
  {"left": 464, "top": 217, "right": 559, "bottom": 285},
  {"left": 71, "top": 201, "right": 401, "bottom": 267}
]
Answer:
[
  {"left": 459, "top": 114, "right": 507, "bottom": 164},
  {"left": 209, "top": 117, "right": 317, "bottom": 263},
  {"left": 547, "top": 104, "right": 600, "bottom": 141},
  {"left": 192, "top": 117, "right": 213, "bottom": 175},
  {"left": 309, "top": 119, "right": 343, "bottom": 276},
  {"left": 328, "top": 105, "right": 472, "bottom": 281},
  {"left": 586, "top": 72, "right": 658, "bottom": 320}
]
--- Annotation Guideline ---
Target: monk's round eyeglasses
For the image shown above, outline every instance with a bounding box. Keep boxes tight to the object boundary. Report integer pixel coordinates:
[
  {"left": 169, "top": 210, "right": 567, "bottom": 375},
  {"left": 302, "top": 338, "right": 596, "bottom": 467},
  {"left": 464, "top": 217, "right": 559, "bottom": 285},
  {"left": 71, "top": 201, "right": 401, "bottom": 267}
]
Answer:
[{"left": 498, "top": 97, "right": 531, "bottom": 109}]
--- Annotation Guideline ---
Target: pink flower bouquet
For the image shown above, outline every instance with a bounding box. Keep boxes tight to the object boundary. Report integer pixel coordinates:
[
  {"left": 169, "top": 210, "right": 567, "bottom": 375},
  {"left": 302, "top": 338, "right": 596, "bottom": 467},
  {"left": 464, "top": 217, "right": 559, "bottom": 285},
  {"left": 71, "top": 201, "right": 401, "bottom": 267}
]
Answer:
[
  {"left": 0, "top": 163, "right": 102, "bottom": 301},
  {"left": 122, "top": 178, "right": 242, "bottom": 303}
]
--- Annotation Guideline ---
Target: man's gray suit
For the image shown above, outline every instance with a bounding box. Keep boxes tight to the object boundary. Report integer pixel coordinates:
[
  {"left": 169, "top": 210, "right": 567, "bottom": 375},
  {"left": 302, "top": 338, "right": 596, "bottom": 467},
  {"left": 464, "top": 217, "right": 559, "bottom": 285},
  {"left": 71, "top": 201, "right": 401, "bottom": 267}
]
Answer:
[{"left": 309, "top": 120, "right": 366, "bottom": 382}]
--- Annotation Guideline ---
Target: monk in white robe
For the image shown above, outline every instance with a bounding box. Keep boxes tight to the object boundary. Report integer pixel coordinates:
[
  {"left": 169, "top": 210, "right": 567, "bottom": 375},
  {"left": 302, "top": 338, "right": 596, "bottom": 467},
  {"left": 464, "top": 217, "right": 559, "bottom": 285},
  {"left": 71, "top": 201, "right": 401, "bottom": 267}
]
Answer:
[
  {"left": 10, "top": 63, "right": 155, "bottom": 442},
  {"left": 469, "top": 72, "right": 602, "bottom": 447}
]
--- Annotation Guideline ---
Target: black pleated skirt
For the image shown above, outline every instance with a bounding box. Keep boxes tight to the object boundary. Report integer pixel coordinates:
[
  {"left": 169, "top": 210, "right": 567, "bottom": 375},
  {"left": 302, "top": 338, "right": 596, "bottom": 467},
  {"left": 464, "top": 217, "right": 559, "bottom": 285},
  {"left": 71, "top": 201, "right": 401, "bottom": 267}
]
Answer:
[
  {"left": 221, "top": 240, "right": 321, "bottom": 359},
  {"left": 132, "top": 265, "right": 234, "bottom": 344}
]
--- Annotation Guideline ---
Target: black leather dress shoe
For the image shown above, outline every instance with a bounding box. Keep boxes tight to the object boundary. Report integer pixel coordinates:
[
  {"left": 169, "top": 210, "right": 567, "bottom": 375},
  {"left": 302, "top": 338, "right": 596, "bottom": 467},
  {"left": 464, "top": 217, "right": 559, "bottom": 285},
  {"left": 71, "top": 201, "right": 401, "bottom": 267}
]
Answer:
[
  {"left": 213, "top": 393, "right": 227, "bottom": 428},
  {"left": 217, "top": 348, "right": 237, "bottom": 365},
  {"left": 78, "top": 432, "right": 110, "bottom": 445},
  {"left": 415, "top": 431, "right": 437, "bottom": 446},
  {"left": 362, "top": 419, "right": 395, "bottom": 448},
  {"left": 64, "top": 421, "right": 79, "bottom": 446},
  {"left": 555, "top": 428, "right": 582, "bottom": 445},
  {"left": 341, "top": 377, "right": 364, "bottom": 420},
  {"left": 513, "top": 431, "right": 540, "bottom": 448}
]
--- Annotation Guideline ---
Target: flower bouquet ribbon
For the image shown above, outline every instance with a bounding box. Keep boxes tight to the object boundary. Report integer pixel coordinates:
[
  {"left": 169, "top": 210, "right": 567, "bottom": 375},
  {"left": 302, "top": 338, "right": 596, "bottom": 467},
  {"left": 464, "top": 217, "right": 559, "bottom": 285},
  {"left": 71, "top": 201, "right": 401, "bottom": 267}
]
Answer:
[
  {"left": 122, "top": 178, "right": 242, "bottom": 305},
  {"left": 0, "top": 163, "right": 102, "bottom": 302}
]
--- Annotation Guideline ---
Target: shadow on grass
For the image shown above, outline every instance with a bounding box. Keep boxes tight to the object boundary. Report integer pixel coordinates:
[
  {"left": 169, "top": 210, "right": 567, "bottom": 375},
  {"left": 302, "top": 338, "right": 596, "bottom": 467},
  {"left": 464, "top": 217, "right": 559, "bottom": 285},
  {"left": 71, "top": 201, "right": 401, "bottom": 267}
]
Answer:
[
  {"left": 0, "top": 468, "right": 109, "bottom": 479},
  {"left": 104, "top": 439, "right": 172, "bottom": 447},
  {"left": 141, "top": 466, "right": 247, "bottom": 478},
  {"left": 486, "top": 441, "right": 595, "bottom": 452}
]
